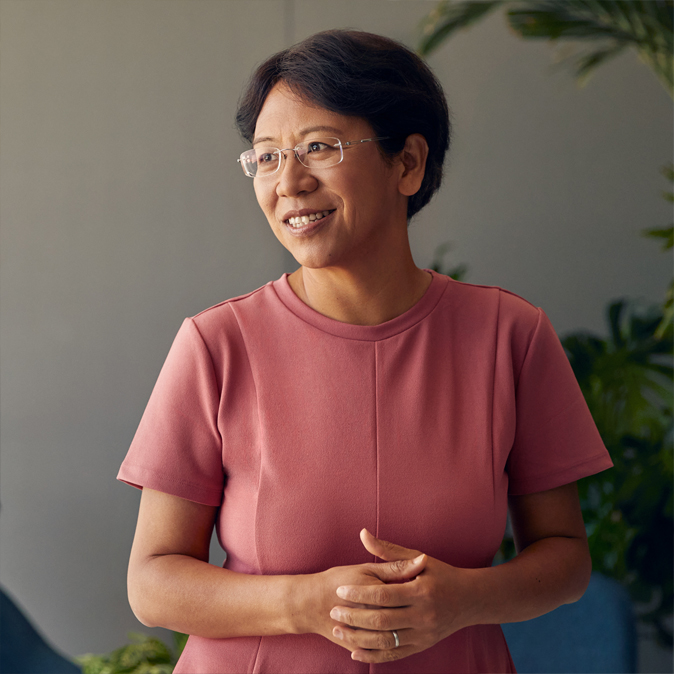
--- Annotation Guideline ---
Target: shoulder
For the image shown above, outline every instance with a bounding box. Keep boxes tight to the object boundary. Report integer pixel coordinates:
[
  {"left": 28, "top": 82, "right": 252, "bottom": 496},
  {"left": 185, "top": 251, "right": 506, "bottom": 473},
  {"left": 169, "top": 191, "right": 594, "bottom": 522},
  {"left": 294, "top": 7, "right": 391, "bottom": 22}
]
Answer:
[
  {"left": 185, "top": 280, "right": 279, "bottom": 345},
  {"left": 443, "top": 276, "right": 541, "bottom": 332}
]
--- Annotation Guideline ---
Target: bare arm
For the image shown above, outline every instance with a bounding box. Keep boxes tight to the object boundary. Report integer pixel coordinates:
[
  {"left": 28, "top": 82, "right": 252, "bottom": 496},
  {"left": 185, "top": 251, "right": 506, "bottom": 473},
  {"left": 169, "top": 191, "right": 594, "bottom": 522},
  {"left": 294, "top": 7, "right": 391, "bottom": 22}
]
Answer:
[
  {"left": 127, "top": 487, "right": 425, "bottom": 643},
  {"left": 469, "top": 481, "right": 592, "bottom": 625},
  {"left": 127, "top": 488, "right": 298, "bottom": 638}
]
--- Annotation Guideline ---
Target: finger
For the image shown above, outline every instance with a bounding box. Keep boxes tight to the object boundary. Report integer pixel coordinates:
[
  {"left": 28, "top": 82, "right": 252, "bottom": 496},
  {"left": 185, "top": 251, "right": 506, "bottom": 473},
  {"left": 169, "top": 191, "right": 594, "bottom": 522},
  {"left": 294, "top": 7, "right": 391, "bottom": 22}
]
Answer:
[
  {"left": 365, "top": 554, "right": 427, "bottom": 583},
  {"left": 330, "top": 606, "right": 411, "bottom": 631},
  {"left": 360, "top": 528, "right": 422, "bottom": 562},
  {"left": 352, "top": 644, "right": 416, "bottom": 664},
  {"left": 336, "top": 582, "right": 410, "bottom": 607},
  {"left": 333, "top": 625, "right": 410, "bottom": 652}
]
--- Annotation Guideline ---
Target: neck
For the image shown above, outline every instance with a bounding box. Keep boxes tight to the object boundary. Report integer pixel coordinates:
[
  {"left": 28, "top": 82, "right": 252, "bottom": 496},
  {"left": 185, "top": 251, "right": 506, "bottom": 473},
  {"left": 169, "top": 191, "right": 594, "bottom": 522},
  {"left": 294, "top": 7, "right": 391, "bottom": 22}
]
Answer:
[{"left": 288, "top": 249, "right": 432, "bottom": 326}]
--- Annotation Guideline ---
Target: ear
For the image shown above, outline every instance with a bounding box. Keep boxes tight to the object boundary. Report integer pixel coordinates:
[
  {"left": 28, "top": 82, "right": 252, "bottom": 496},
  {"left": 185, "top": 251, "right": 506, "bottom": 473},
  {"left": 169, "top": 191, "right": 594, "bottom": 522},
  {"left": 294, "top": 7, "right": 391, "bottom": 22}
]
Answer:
[{"left": 397, "top": 134, "right": 428, "bottom": 198}]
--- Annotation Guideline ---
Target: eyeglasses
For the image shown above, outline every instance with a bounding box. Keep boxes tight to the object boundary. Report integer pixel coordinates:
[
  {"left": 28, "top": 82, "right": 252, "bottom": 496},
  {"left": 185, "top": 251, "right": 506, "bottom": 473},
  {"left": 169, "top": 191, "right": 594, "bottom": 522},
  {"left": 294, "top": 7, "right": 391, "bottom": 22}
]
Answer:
[{"left": 237, "top": 136, "right": 390, "bottom": 178}]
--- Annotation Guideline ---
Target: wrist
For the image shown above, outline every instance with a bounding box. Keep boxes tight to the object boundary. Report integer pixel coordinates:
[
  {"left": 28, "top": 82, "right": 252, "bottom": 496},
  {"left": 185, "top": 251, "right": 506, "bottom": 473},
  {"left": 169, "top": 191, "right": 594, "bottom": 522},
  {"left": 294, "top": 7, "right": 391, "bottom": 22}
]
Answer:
[
  {"left": 461, "top": 566, "right": 491, "bottom": 627},
  {"left": 285, "top": 572, "right": 313, "bottom": 635}
]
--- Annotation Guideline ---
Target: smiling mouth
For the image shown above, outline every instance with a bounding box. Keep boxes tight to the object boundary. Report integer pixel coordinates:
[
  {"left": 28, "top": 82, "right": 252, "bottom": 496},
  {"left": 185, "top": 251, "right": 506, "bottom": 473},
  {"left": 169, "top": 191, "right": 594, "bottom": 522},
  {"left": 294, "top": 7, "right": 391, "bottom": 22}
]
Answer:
[{"left": 285, "top": 210, "right": 334, "bottom": 228}]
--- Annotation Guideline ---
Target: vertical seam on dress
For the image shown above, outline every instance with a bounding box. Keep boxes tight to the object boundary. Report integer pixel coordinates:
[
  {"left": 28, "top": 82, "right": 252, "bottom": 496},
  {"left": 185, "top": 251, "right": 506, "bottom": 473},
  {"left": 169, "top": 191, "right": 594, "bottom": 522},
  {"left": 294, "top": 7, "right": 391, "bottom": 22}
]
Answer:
[
  {"left": 249, "top": 636, "right": 263, "bottom": 674},
  {"left": 228, "top": 306, "right": 264, "bottom": 578},
  {"left": 225, "top": 305, "right": 265, "bottom": 674},
  {"left": 373, "top": 341, "right": 379, "bottom": 674},
  {"left": 491, "top": 290, "right": 502, "bottom": 508},
  {"left": 375, "top": 342, "right": 380, "bottom": 543}
]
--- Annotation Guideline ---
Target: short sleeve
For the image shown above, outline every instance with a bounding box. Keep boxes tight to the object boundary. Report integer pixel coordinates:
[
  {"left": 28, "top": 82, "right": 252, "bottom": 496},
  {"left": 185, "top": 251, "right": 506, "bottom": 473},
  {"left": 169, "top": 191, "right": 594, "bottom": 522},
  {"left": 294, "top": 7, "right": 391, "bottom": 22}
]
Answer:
[
  {"left": 507, "top": 308, "right": 613, "bottom": 495},
  {"left": 117, "top": 318, "right": 225, "bottom": 506}
]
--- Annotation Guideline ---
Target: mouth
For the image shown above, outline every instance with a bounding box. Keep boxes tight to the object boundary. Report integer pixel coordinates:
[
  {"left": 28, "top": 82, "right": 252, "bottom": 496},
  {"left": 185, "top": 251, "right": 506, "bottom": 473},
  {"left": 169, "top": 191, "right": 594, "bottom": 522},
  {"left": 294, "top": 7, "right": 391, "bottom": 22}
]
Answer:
[{"left": 284, "top": 210, "right": 335, "bottom": 228}]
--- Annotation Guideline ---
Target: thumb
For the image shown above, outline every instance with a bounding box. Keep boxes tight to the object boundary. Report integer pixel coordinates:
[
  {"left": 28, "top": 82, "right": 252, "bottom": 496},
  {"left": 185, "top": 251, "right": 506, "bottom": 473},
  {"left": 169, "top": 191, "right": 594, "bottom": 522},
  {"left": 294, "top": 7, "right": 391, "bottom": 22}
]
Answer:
[
  {"left": 371, "top": 553, "right": 428, "bottom": 583},
  {"left": 360, "top": 528, "right": 421, "bottom": 562}
]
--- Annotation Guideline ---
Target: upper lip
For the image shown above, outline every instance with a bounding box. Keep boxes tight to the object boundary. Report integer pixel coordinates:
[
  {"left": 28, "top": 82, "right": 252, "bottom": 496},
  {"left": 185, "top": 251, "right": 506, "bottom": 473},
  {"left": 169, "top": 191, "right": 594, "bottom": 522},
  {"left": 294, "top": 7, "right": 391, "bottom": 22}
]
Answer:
[{"left": 281, "top": 208, "right": 334, "bottom": 222}]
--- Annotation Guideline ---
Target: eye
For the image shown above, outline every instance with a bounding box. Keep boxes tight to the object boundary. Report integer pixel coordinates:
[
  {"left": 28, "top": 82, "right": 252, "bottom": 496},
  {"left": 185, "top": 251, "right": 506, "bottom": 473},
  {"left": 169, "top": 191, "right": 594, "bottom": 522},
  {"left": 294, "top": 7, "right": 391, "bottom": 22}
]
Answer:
[
  {"left": 306, "top": 141, "right": 330, "bottom": 154},
  {"left": 257, "top": 151, "right": 278, "bottom": 164}
]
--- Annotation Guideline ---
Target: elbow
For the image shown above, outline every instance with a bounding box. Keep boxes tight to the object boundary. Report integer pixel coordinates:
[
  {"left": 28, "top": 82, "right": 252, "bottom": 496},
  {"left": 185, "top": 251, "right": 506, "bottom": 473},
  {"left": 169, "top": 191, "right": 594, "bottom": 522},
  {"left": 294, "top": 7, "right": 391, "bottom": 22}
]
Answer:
[
  {"left": 565, "top": 539, "right": 593, "bottom": 605},
  {"left": 128, "top": 585, "right": 155, "bottom": 627},
  {"left": 127, "top": 567, "right": 159, "bottom": 628}
]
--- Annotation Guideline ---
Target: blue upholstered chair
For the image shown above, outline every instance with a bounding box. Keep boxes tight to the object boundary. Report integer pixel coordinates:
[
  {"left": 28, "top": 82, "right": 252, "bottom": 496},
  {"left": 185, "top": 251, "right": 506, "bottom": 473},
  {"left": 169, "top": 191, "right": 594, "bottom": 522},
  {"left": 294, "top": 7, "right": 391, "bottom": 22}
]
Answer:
[
  {"left": 502, "top": 572, "right": 637, "bottom": 673},
  {"left": 0, "top": 586, "right": 81, "bottom": 674}
]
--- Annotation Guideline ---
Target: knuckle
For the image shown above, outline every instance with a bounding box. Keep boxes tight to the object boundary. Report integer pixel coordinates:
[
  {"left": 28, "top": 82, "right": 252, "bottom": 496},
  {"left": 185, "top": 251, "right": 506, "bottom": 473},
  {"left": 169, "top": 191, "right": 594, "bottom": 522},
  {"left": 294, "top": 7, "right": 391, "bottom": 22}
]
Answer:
[
  {"left": 372, "top": 587, "right": 390, "bottom": 605},
  {"left": 374, "top": 632, "right": 391, "bottom": 650},
  {"left": 371, "top": 611, "right": 390, "bottom": 630},
  {"left": 341, "top": 612, "right": 355, "bottom": 626},
  {"left": 384, "top": 648, "right": 400, "bottom": 662},
  {"left": 391, "top": 559, "right": 407, "bottom": 573},
  {"left": 417, "top": 581, "right": 433, "bottom": 600}
]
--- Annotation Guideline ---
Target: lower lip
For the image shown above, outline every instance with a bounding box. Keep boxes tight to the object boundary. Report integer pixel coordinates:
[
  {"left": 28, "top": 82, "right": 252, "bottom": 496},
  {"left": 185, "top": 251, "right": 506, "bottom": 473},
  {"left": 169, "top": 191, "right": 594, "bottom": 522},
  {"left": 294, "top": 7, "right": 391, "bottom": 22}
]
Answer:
[{"left": 283, "top": 211, "right": 335, "bottom": 237}]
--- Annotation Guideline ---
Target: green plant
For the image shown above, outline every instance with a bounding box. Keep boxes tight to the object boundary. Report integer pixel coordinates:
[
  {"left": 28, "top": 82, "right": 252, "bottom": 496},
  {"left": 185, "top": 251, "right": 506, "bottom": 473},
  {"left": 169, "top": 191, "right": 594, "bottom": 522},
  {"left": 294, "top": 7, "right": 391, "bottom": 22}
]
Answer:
[
  {"left": 418, "top": 0, "right": 673, "bottom": 96},
  {"left": 564, "top": 297, "right": 673, "bottom": 647},
  {"left": 76, "top": 632, "right": 188, "bottom": 674}
]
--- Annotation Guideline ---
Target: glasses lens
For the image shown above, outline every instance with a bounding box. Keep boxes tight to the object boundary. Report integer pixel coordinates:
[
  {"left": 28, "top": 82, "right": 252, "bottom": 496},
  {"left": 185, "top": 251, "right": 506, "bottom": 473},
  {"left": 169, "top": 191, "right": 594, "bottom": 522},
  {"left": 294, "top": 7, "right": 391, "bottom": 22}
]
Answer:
[
  {"left": 298, "top": 138, "right": 342, "bottom": 169},
  {"left": 240, "top": 148, "right": 281, "bottom": 177},
  {"left": 239, "top": 149, "right": 260, "bottom": 177}
]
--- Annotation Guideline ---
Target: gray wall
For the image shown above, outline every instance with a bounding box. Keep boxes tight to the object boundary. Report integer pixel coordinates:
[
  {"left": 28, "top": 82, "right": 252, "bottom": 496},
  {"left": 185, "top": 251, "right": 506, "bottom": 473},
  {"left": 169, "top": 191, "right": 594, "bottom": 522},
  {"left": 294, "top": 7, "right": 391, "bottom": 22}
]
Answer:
[{"left": 1, "top": 0, "right": 671, "bottom": 666}]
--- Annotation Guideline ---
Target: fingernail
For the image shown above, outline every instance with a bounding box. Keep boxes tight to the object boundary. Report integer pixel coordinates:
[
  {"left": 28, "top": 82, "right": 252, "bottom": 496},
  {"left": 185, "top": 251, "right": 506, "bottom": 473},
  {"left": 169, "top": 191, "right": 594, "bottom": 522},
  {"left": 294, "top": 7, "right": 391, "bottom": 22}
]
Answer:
[
  {"left": 413, "top": 554, "right": 425, "bottom": 563},
  {"left": 336, "top": 586, "right": 348, "bottom": 598},
  {"left": 333, "top": 627, "right": 343, "bottom": 639},
  {"left": 330, "top": 608, "right": 341, "bottom": 620}
]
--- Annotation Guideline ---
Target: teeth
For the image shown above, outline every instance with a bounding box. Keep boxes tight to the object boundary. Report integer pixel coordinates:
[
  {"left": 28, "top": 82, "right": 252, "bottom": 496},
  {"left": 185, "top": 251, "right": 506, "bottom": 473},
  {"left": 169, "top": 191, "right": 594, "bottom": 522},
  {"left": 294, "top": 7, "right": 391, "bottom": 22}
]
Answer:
[{"left": 287, "top": 211, "right": 332, "bottom": 227}]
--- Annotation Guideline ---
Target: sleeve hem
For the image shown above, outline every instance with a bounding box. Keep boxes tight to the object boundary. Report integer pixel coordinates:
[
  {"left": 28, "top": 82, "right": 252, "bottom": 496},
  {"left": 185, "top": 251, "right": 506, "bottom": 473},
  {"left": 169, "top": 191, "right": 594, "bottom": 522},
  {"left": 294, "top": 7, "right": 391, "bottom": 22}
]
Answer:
[
  {"left": 117, "top": 464, "right": 223, "bottom": 507},
  {"left": 508, "top": 452, "right": 614, "bottom": 496}
]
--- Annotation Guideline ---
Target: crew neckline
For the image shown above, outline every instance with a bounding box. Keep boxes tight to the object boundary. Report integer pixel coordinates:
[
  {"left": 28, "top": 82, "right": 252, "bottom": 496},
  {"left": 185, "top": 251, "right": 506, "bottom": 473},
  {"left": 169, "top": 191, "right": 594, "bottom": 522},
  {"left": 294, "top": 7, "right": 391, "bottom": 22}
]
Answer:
[{"left": 272, "top": 269, "right": 449, "bottom": 341}]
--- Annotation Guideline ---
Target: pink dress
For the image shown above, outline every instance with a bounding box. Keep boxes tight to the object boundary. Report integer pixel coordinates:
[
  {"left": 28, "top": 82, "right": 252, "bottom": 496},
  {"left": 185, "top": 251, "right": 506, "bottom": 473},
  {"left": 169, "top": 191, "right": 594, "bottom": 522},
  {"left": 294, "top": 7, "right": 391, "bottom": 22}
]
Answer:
[{"left": 118, "top": 270, "right": 613, "bottom": 673}]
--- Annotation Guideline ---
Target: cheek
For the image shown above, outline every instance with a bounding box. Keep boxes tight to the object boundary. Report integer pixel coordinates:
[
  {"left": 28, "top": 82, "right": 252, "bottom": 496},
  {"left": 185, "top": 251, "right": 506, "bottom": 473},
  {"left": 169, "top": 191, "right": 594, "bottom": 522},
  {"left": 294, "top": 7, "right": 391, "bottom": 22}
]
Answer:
[{"left": 253, "top": 183, "right": 276, "bottom": 221}]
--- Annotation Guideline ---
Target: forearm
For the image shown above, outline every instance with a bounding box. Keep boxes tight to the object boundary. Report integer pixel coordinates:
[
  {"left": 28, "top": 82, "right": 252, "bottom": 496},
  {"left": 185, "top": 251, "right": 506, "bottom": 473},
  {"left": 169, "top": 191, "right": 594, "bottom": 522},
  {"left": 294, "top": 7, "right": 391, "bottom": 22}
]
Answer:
[
  {"left": 128, "top": 554, "right": 305, "bottom": 638},
  {"left": 467, "top": 536, "right": 592, "bottom": 627}
]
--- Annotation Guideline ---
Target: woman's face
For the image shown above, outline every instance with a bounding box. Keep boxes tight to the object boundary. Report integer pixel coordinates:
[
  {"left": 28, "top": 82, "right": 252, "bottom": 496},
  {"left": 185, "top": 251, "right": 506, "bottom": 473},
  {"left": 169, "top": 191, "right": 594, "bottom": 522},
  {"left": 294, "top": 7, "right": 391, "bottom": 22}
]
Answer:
[{"left": 252, "top": 81, "right": 409, "bottom": 271}]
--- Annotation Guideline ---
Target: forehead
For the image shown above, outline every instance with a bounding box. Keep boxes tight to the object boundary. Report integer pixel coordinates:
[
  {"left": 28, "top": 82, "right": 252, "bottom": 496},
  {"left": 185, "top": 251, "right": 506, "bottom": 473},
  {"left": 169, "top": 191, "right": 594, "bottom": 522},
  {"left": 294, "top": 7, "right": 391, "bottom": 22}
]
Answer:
[{"left": 253, "top": 81, "right": 372, "bottom": 145}]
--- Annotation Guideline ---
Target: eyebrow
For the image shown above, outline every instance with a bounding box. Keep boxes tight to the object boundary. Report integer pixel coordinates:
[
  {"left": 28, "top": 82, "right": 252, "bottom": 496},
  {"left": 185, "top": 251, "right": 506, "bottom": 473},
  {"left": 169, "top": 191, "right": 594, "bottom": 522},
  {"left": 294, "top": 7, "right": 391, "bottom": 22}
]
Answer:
[{"left": 252, "top": 125, "right": 344, "bottom": 146}]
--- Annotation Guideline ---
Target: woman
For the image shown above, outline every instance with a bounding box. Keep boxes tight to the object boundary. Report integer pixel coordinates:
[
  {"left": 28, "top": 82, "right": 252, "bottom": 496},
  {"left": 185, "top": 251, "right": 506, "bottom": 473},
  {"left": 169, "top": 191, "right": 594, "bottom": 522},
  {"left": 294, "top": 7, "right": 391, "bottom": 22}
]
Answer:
[{"left": 118, "top": 29, "right": 613, "bottom": 673}]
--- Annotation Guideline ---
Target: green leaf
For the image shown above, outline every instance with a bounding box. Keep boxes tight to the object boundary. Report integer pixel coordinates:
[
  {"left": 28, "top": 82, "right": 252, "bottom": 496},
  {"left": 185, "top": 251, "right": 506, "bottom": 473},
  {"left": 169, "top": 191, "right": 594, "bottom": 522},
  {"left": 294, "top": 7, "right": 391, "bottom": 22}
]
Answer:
[
  {"left": 642, "top": 225, "right": 674, "bottom": 251},
  {"left": 418, "top": 0, "right": 508, "bottom": 57}
]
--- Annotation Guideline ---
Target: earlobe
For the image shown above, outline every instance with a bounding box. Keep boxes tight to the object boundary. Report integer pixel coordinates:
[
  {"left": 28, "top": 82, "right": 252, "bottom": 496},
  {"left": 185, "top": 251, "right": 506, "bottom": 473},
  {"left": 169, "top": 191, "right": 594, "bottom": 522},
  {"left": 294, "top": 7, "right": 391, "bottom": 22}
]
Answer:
[{"left": 398, "top": 134, "right": 428, "bottom": 197}]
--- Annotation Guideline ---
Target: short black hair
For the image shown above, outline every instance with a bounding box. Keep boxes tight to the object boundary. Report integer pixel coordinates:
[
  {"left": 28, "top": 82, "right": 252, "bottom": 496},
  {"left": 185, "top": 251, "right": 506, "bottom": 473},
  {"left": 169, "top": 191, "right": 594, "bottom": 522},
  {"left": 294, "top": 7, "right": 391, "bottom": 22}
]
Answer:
[{"left": 235, "top": 29, "right": 451, "bottom": 220}]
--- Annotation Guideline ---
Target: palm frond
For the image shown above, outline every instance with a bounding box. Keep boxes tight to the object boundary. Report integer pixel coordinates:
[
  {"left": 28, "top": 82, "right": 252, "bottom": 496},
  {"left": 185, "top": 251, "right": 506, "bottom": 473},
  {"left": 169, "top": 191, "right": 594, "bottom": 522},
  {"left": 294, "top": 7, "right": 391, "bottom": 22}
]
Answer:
[
  {"left": 417, "top": 0, "right": 673, "bottom": 95},
  {"left": 418, "top": 0, "right": 509, "bottom": 57}
]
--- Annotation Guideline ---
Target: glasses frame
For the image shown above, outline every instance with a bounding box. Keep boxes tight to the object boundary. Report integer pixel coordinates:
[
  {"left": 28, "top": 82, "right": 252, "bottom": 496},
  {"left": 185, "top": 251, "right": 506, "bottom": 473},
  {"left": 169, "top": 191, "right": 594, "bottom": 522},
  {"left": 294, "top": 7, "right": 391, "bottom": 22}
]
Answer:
[{"left": 237, "top": 136, "right": 391, "bottom": 178}]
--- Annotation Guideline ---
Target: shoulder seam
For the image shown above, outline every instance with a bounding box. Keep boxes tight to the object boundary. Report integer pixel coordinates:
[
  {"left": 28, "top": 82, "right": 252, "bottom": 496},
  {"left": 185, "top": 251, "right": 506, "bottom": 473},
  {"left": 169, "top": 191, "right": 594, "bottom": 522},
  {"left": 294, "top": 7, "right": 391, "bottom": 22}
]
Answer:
[
  {"left": 191, "top": 283, "right": 271, "bottom": 320},
  {"left": 448, "top": 278, "right": 539, "bottom": 311}
]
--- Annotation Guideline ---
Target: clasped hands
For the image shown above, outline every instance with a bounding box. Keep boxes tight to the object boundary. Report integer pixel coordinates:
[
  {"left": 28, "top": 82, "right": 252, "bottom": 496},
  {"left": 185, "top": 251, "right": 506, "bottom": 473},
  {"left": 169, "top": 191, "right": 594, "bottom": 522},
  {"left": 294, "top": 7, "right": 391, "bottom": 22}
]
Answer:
[{"left": 314, "top": 528, "right": 479, "bottom": 664}]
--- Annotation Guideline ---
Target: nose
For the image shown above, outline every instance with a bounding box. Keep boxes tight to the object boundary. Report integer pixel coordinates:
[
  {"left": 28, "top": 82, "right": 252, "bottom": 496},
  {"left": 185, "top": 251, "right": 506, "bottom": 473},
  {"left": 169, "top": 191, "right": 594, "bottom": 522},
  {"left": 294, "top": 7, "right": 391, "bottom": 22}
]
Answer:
[{"left": 275, "top": 150, "right": 317, "bottom": 197}]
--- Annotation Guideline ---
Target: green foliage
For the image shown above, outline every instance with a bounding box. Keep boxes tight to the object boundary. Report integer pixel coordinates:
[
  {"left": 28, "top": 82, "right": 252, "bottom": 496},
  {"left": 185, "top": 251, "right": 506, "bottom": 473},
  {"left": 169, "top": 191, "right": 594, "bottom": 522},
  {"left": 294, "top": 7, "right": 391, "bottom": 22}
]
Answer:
[
  {"left": 564, "top": 298, "right": 673, "bottom": 648},
  {"left": 418, "top": 0, "right": 674, "bottom": 97},
  {"left": 76, "top": 632, "right": 188, "bottom": 674}
]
